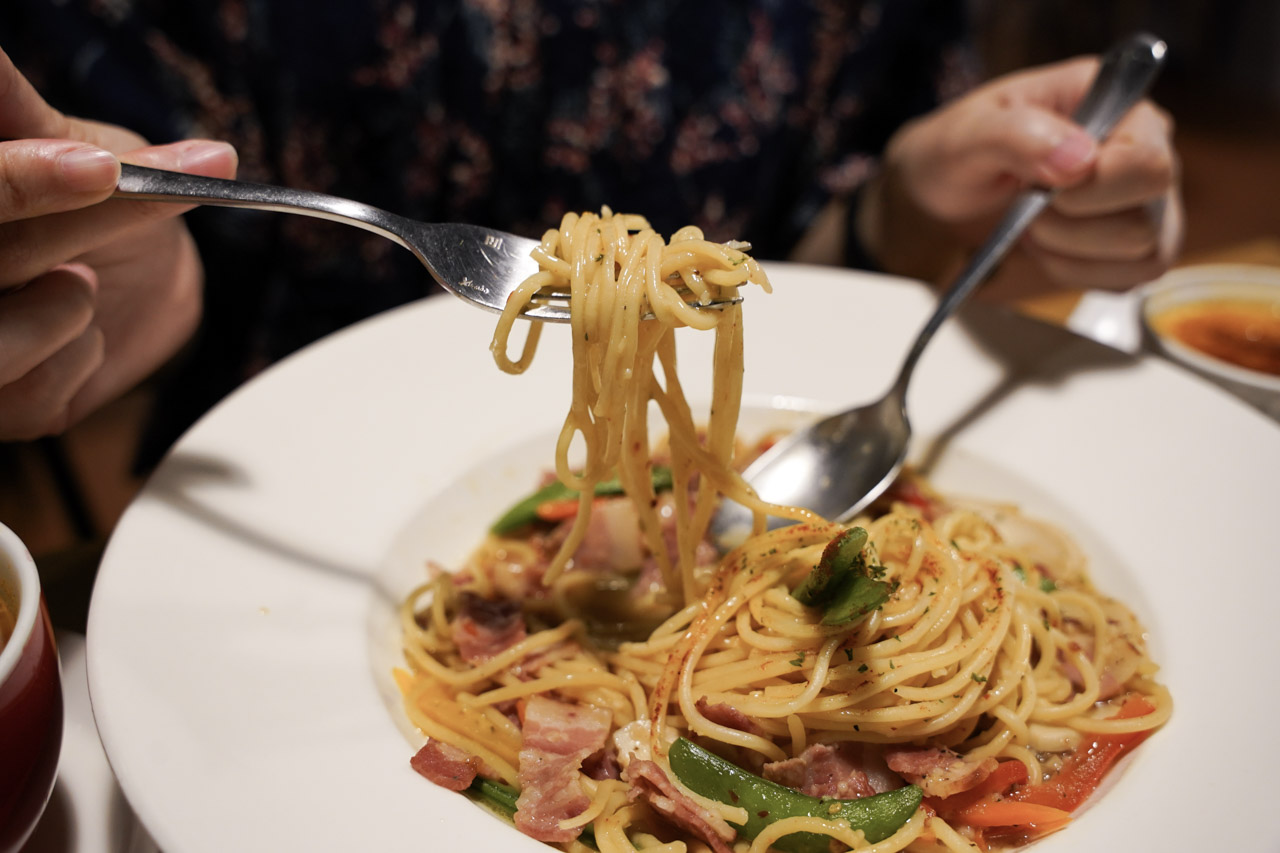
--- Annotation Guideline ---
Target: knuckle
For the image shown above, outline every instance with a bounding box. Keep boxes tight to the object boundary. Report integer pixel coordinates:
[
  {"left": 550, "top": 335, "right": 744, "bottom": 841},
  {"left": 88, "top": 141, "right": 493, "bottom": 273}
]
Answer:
[
  {"left": 0, "top": 151, "right": 35, "bottom": 218},
  {"left": 1048, "top": 192, "right": 1086, "bottom": 217},
  {"left": 1133, "top": 140, "right": 1175, "bottom": 186},
  {"left": 0, "top": 220, "right": 40, "bottom": 281},
  {"left": 1116, "top": 209, "right": 1160, "bottom": 259},
  {"left": 1111, "top": 135, "right": 1175, "bottom": 192},
  {"left": 0, "top": 389, "right": 71, "bottom": 440}
]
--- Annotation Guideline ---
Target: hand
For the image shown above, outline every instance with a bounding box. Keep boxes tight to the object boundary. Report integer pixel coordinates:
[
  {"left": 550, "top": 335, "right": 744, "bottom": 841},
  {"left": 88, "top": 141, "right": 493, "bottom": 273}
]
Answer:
[
  {"left": 858, "top": 55, "right": 1182, "bottom": 298},
  {"left": 0, "top": 46, "right": 238, "bottom": 440}
]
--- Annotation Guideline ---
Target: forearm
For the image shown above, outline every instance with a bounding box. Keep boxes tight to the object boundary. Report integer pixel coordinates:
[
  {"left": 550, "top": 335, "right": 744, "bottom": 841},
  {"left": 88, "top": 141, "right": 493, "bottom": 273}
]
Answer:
[
  {"left": 852, "top": 162, "right": 967, "bottom": 284},
  {"left": 787, "top": 168, "right": 966, "bottom": 285}
]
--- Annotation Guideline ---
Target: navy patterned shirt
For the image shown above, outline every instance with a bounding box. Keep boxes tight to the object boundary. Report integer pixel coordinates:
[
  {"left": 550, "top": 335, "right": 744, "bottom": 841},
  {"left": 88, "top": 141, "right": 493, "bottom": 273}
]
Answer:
[{"left": 1, "top": 0, "right": 975, "bottom": 459}]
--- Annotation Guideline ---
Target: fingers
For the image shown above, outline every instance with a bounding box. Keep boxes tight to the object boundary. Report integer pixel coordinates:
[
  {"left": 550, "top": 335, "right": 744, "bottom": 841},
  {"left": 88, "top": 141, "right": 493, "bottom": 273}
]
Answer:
[
  {"left": 958, "top": 100, "right": 1099, "bottom": 189},
  {"left": 1021, "top": 240, "right": 1171, "bottom": 291},
  {"left": 0, "top": 264, "right": 105, "bottom": 439},
  {"left": 1028, "top": 206, "right": 1159, "bottom": 263},
  {"left": 1023, "top": 102, "right": 1180, "bottom": 290},
  {"left": 67, "top": 226, "right": 205, "bottom": 424},
  {"left": 0, "top": 263, "right": 97, "bottom": 384},
  {"left": 0, "top": 138, "right": 122, "bottom": 222},
  {"left": 1053, "top": 102, "right": 1177, "bottom": 216},
  {"left": 898, "top": 82, "right": 1102, "bottom": 224},
  {"left": 0, "top": 138, "right": 237, "bottom": 289},
  {"left": 1023, "top": 186, "right": 1184, "bottom": 290}
]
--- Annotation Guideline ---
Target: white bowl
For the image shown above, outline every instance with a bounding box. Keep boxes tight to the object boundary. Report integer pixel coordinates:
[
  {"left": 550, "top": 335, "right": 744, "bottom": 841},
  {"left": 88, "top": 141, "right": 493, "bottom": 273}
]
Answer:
[{"left": 1139, "top": 264, "right": 1280, "bottom": 419}]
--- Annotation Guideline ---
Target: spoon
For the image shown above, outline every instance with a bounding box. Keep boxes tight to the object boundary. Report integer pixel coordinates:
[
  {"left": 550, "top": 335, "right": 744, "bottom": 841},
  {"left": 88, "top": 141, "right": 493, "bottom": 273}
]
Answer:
[{"left": 713, "top": 32, "right": 1168, "bottom": 545}]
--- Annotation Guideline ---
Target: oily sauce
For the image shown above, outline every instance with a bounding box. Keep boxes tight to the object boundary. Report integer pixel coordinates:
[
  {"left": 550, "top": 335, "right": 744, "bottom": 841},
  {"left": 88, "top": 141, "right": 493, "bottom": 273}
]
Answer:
[{"left": 1150, "top": 298, "right": 1280, "bottom": 377}]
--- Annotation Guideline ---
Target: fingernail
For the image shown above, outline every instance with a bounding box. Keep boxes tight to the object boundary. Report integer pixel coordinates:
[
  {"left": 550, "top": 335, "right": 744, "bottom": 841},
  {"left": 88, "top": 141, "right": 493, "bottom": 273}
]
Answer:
[
  {"left": 176, "top": 140, "right": 238, "bottom": 171},
  {"left": 1046, "top": 129, "right": 1097, "bottom": 176},
  {"left": 59, "top": 146, "right": 120, "bottom": 192}
]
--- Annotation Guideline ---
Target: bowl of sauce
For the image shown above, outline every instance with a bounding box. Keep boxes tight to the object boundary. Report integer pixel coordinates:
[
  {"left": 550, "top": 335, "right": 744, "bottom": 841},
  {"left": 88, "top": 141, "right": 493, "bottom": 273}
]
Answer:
[{"left": 1141, "top": 264, "right": 1280, "bottom": 418}]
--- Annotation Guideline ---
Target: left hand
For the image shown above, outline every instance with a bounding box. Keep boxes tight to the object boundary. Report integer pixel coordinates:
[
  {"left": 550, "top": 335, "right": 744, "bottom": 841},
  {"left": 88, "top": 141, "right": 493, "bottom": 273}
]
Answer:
[{"left": 859, "top": 55, "right": 1182, "bottom": 296}]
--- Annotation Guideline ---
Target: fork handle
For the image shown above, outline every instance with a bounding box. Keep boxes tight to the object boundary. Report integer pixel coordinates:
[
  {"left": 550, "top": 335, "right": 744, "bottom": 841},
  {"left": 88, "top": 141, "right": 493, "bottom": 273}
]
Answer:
[{"left": 114, "top": 164, "right": 415, "bottom": 248}]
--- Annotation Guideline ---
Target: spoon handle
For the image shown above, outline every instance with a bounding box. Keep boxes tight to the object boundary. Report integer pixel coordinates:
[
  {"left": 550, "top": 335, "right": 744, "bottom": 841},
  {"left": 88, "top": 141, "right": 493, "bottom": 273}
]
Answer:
[{"left": 890, "top": 32, "right": 1168, "bottom": 396}]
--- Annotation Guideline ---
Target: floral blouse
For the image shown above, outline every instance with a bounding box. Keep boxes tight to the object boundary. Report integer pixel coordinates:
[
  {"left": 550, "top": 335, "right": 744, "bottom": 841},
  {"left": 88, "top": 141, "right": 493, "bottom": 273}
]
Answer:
[{"left": 1, "top": 0, "right": 975, "bottom": 459}]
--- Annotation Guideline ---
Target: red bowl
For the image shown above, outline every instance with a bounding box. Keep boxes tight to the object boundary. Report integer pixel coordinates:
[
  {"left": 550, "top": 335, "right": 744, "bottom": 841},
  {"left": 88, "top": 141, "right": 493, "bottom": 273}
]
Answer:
[{"left": 0, "top": 524, "right": 63, "bottom": 853}]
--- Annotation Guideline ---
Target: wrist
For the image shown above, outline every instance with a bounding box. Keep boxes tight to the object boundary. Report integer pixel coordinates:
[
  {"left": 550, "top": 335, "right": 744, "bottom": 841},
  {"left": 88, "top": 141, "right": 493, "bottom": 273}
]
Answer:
[{"left": 857, "top": 157, "right": 966, "bottom": 285}]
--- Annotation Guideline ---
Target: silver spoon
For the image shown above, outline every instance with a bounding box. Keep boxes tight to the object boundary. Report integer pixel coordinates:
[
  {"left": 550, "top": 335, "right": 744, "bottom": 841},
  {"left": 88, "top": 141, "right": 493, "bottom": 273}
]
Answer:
[
  {"left": 113, "top": 166, "right": 740, "bottom": 322},
  {"left": 713, "top": 32, "right": 1168, "bottom": 545}
]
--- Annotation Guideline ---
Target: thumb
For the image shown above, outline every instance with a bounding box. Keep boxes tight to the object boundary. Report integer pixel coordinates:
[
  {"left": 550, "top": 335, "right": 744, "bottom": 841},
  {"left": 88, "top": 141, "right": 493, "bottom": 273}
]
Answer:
[
  {"left": 0, "top": 139, "right": 122, "bottom": 221},
  {"left": 972, "top": 103, "right": 1099, "bottom": 188}
]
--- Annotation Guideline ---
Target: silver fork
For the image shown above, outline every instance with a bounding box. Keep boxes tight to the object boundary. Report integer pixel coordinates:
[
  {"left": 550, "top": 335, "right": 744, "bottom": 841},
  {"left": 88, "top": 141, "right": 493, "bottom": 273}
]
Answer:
[{"left": 113, "top": 165, "right": 740, "bottom": 322}]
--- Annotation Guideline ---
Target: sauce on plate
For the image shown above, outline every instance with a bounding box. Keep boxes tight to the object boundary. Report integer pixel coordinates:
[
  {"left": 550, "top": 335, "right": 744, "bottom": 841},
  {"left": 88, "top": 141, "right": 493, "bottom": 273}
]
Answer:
[{"left": 1150, "top": 297, "right": 1280, "bottom": 377}]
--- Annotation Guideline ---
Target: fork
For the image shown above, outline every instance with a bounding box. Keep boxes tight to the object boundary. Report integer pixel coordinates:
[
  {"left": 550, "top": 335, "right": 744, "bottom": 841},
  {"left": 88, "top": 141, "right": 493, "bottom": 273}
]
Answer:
[{"left": 113, "top": 164, "right": 740, "bottom": 322}]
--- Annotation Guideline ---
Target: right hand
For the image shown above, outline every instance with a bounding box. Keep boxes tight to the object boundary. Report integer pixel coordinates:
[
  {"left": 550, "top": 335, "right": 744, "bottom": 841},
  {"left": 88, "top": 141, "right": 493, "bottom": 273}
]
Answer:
[
  {"left": 0, "top": 46, "right": 238, "bottom": 440},
  {"left": 858, "top": 56, "right": 1181, "bottom": 299}
]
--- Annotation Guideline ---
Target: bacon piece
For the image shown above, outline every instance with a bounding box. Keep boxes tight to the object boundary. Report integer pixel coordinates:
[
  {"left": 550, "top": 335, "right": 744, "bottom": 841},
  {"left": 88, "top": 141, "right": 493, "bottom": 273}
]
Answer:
[
  {"left": 631, "top": 496, "right": 720, "bottom": 597},
  {"left": 885, "top": 747, "right": 997, "bottom": 799},
  {"left": 1059, "top": 612, "right": 1142, "bottom": 702},
  {"left": 410, "top": 739, "right": 480, "bottom": 792},
  {"left": 655, "top": 494, "right": 721, "bottom": 569},
  {"left": 582, "top": 745, "right": 621, "bottom": 781},
  {"left": 569, "top": 497, "right": 646, "bottom": 572},
  {"left": 695, "top": 697, "right": 761, "bottom": 736},
  {"left": 451, "top": 592, "right": 526, "bottom": 663},
  {"left": 627, "top": 760, "right": 736, "bottom": 853},
  {"left": 763, "top": 742, "right": 879, "bottom": 799},
  {"left": 514, "top": 696, "right": 612, "bottom": 843}
]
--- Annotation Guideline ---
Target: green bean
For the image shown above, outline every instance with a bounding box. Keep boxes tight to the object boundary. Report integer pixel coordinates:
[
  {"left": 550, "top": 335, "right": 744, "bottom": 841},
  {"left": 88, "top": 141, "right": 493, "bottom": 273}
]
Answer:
[
  {"left": 465, "top": 777, "right": 599, "bottom": 849},
  {"left": 792, "top": 527, "right": 868, "bottom": 605},
  {"left": 668, "top": 737, "right": 921, "bottom": 853},
  {"left": 466, "top": 775, "right": 519, "bottom": 817},
  {"left": 490, "top": 465, "right": 674, "bottom": 533},
  {"left": 820, "top": 573, "right": 891, "bottom": 626}
]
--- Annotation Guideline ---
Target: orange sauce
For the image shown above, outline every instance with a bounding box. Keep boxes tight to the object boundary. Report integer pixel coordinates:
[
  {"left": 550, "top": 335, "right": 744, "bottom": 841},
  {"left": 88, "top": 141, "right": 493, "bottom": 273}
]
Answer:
[{"left": 1151, "top": 298, "right": 1280, "bottom": 377}]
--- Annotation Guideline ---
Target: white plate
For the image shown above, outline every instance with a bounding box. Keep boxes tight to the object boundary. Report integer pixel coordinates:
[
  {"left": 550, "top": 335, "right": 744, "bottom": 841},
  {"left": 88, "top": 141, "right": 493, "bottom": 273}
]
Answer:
[{"left": 88, "top": 264, "right": 1280, "bottom": 853}]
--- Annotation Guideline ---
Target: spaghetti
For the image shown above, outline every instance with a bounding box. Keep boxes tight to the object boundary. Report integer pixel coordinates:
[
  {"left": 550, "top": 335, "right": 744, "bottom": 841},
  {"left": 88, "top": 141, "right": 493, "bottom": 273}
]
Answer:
[{"left": 398, "top": 210, "right": 1169, "bottom": 852}]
